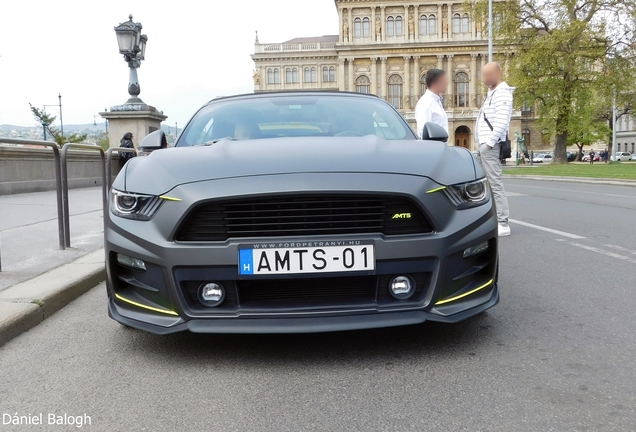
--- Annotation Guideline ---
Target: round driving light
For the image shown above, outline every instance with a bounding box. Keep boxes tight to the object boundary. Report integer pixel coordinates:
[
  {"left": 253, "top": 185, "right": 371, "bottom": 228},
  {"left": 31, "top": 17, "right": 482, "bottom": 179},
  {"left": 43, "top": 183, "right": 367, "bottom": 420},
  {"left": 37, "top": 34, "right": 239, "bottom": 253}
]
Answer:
[
  {"left": 389, "top": 275, "right": 416, "bottom": 300},
  {"left": 464, "top": 182, "right": 485, "bottom": 200},
  {"left": 198, "top": 282, "right": 225, "bottom": 307}
]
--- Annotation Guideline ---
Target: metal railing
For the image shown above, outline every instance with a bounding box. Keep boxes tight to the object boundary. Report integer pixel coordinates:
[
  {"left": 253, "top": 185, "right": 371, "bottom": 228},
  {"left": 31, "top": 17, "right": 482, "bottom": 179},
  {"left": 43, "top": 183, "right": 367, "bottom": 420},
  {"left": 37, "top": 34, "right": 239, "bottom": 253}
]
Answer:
[
  {"left": 60, "top": 143, "right": 106, "bottom": 248},
  {"left": 0, "top": 139, "right": 65, "bottom": 260}
]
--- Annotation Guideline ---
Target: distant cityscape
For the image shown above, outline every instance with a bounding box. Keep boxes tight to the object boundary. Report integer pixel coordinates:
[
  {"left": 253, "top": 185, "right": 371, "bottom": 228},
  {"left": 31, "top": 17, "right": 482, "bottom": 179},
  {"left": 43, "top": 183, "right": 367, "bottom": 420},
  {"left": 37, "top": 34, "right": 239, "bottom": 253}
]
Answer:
[{"left": 0, "top": 123, "right": 181, "bottom": 145}]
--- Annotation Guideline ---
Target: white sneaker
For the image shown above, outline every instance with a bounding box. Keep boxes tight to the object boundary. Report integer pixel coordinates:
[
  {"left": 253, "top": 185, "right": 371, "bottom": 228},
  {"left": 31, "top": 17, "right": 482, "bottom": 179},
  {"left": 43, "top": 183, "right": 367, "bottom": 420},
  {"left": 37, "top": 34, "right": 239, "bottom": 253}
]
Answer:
[{"left": 498, "top": 225, "right": 511, "bottom": 237}]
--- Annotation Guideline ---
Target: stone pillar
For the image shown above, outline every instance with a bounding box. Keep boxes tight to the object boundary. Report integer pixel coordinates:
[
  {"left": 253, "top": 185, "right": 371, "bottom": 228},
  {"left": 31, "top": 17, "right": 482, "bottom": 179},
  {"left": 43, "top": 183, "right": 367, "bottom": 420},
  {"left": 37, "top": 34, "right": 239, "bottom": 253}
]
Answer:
[
  {"left": 404, "top": 56, "right": 411, "bottom": 110},
  {"left": 447, "top": 5, "right": 453, "bottom": 40},
  {"left": 338, "top": 58, "right": 346, "bottom": 91},
  {"left": 470, "top": 54, "right": 478, "bottom": 107},
  {"left": 437, "top": 54, "right": 444, "bottom": 71},
  {"left": 380, "top": 57, "right": 388, "bottom": 99},
  {"left": 447, "top": 54, "right": 454, "bottom": 108},
  {"left": 381, "top": 7, "right": 386, "bottom": 42},
  {"left": 100, "top": 107, "right": 167, "bottom": 149},
  {"left": 414, "top": 5, "right": 419, "bottom": 40},
  {"left": 405, "top": 5, "right": 409, "bottom": 42},
  {"left": 348, "top": 7, "right": 353, "bottom": 42},
  {"left": 413, "top": 56, "right": 421, "bottom": 100},
  {"left": 437, "top": 5, "right": 443, "bottom": 40},
  {"left": 371, "top": 7, "right": 376, "bottom": 41},
  {"left": 370, "top": 57, "right": 377, "bottom": 95},
  {"left": 339, "top": 8, "right": 344, "bottom": 43},
  {"left": 347, "top": 58, "right": 355, "bottom": 92}
]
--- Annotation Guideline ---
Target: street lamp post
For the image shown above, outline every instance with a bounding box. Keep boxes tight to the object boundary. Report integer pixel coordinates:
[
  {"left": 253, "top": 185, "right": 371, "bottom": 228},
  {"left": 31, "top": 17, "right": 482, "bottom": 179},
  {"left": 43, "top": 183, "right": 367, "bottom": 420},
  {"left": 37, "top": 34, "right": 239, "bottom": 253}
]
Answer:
[
  {"left": 58, "top": 93, "right": 63, "bottom": 138},
  {"left": 114, "top": 15, "right": 148, "bottom": 103},
  {"left": 42, "top": 121, "right": 48, "bottom": 141},
  {"left": 488, "top": 0, "right": 493, "bottom": 62}
]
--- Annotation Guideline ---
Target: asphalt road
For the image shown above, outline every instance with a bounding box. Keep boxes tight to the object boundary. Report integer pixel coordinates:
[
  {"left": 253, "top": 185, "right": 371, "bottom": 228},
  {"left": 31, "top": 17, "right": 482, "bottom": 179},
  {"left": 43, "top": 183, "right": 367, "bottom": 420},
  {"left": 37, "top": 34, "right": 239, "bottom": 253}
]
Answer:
[{"left": 1, "top": 179, "right": 635, "bottom": 431}]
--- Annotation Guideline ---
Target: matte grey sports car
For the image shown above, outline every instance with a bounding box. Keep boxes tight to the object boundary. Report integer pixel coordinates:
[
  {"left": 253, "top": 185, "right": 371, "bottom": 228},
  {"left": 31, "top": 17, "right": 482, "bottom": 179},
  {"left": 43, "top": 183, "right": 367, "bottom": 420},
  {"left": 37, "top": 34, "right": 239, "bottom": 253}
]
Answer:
[{"left": 106, "top": 91, "right": 499, "bottom": 334}]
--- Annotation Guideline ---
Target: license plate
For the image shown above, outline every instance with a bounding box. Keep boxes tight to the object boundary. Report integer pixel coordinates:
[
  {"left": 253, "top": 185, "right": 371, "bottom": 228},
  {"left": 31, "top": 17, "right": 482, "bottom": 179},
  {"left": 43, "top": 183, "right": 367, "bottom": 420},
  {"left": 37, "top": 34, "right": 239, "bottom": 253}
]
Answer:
[{"left": 239, "top": 242, "right": 375, "bottom": 276}]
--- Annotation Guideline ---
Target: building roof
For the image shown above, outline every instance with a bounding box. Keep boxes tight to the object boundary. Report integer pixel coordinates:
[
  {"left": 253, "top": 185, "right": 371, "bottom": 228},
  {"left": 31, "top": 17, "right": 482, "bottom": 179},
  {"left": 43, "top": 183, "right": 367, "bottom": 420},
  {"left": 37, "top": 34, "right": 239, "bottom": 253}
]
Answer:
[{"left": 282, "top": 35, "right": 339, "bottom": 44}]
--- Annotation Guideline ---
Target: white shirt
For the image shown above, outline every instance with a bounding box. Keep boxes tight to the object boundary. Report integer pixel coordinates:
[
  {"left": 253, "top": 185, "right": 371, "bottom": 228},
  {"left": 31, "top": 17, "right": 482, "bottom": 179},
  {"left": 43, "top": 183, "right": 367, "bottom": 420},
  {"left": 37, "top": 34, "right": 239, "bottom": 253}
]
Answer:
[
  {"left": 415, "top": 89, "right": 449, "bottom": 138},
  {"left": 475, "top": 82, "right": 514, "bottom": 147}
]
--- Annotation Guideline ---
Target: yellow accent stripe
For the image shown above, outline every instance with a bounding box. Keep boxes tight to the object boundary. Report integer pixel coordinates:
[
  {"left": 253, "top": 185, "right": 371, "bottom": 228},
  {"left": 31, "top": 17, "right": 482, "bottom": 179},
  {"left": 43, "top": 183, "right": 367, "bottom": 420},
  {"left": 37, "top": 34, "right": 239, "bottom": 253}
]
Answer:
[
  {"left": 115, "top": 293, "right": 179, "bottom": 316},
  {"left": 435, "top": 279, "right": 495, "bottom": 306},
  {"left": 159, "top": 195, "right": 182, "bottom": 201},
  {"left": 426, "top": 186, "right": 447, "bottom": 194}
]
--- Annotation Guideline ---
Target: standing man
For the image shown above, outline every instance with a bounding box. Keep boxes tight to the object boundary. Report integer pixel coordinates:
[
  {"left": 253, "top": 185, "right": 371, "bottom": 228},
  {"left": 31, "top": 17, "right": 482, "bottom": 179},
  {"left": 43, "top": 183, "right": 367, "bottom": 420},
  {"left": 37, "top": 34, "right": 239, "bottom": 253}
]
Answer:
[
  {"left": 475, "top": 62, "right": 514, "bottom": 237},
  {"left": 415, "top": 69, "right": 449, "bottom": 138}
]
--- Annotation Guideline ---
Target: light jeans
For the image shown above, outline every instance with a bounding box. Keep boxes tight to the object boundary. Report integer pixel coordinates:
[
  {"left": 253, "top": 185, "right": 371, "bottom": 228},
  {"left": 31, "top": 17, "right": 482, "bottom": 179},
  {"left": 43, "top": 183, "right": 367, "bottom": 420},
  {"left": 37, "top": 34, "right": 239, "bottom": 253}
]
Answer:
[{"left": 477, "top": 142, "right": 509, "bottom": 227}]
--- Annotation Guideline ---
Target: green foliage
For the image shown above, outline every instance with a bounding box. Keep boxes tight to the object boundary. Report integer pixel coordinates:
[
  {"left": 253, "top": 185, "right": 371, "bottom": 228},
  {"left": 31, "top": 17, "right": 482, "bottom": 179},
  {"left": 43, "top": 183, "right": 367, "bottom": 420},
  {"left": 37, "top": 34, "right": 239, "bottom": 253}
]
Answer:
[
  {"left": 97, "top": 135, "right": 110, "bottom": 151},
  {"left": 467, "top": 0, "right": 636, "bottom": 163},
  {"left": 29, "top": 104, "right": 87, "bottom": 146}
]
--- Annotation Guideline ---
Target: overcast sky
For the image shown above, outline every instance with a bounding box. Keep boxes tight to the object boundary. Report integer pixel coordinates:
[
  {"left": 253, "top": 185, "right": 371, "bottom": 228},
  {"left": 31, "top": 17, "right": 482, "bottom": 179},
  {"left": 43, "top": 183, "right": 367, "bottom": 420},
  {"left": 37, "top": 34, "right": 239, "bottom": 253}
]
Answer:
[{"left": 0, "top": 0, "right": 338, "bottom": 128}]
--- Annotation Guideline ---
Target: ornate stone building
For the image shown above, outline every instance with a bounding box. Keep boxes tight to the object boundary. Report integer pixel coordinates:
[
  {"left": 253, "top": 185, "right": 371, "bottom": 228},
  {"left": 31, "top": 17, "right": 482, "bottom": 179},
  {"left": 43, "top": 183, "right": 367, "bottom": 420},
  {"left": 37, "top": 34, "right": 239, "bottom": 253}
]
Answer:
[{"left": 251, "top": 0, "right": 526, "bottom": 151}]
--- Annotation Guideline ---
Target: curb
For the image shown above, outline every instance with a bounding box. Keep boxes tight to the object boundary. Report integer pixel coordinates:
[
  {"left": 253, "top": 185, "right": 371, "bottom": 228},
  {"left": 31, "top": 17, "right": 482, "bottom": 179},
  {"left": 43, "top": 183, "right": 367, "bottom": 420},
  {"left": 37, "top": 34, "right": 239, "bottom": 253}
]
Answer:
[
  {"left": 503, "top": 175, "right": 636, "bottom": 187},
  {"left": 0, "top": 249, "right": 105, "bottom": 348}
]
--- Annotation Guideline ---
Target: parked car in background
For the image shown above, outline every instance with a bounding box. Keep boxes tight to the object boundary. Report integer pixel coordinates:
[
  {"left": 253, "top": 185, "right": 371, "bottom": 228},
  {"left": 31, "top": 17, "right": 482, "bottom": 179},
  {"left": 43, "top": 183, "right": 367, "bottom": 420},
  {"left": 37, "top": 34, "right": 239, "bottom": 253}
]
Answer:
[
  {"left": 612, "top": 152, "right": 632, "bottom": 162},
  {"left": 631, "top": 153, "right": 636, "bottom": 161},
  {"left": 566, "top": 151, "right": 577, "bottom": 162},
  {"left": 532, "top": 153, "right": 553, "bottom": 164},
  {"left": 582, "top": 153, "right": 600, "bottom": 162}
]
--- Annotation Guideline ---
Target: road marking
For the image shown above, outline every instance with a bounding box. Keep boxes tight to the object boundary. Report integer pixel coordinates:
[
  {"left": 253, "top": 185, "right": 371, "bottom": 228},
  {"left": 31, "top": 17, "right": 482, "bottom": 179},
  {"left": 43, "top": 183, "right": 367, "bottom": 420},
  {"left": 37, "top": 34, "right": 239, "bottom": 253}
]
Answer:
[
  {"left": 603, "top": 244, "right": 636, "bottom": 255},
  {"left": 508, "top": 219, "right": 586, "bottom": 239},
  {"left": 507, "top": 183, "right": 636, "bottom": 199},
  {"left": 506, "top": 192, "right": 526, "bottom": 197},
  {"left": 570, "top": 243, "right": 636, "bottom": 264}
]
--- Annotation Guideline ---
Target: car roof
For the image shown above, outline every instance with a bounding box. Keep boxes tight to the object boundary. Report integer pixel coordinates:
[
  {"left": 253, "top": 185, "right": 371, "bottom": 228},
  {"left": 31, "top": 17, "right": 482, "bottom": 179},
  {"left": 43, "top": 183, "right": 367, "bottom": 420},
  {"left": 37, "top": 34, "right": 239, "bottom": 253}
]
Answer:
[{"left": 204, "top": 91, "right": 381, "bottom": 106}]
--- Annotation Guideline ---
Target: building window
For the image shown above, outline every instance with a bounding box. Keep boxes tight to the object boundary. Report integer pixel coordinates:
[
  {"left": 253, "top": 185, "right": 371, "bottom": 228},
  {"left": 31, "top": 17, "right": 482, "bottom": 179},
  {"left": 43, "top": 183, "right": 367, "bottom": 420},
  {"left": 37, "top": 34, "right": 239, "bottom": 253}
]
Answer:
[
  {"left": 354, "top": 18, "right": 362, "bottom": 38},
  {"left": 420, "top": 15, "right": 428, "bottom": 35},
  {"left": 453, "top": 14, "right": 461, "bottom": 33},
  {"left": 388, "top": 74, "right": 403, "bottom": 109},
  {"left": 323, "top": 66, "right": 336, "bottom": 82},
  {"left": 429, "top": 15, "right": 437, "bottom": 34},
  {"left": 462, "top": 14, "right": 470, "bottom": 33},
  {"left": 304, "top": 67, "right": 317, "bottom": 83},
  {"left": 396, "top": 16, "right": 404, "bottom": 36},
  {"left": 267, "top": 68, "right": 280, "bottom": 84},
  {"left": 363, "top": 17, "right": 370, "bottom": 37},
  {"left": 387, "top": 16, "right": 395, "bottom": 36},
  {"left": 632, "top": 143, "right": 635, "bottom": 153},
  {"left": 454, "top": 72, "right": 469, "bottom": 107},
  {"left": 286, "top": 68, "right": 298, "bottom": 83},
  {"left": 356, "top": 75, "right": 371, "bottom": 94}
]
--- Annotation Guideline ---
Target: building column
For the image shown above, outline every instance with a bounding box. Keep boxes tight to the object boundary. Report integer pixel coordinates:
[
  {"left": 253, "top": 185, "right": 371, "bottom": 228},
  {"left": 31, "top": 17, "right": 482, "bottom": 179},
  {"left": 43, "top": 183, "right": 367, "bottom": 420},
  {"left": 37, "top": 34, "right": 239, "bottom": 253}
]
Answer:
[
  {"left": 370, "top": 57, "right": 377, "bottom": 95},
  {"left": 447, "top": 54, "right": 454, "bottom": 108},
  {"left": 371, "top": 7, "right": 376, "bottom": 41},
  {"left": 339, "top": 8, "right": 344, "bottom": 43},
  {"left": 470, "top": 54, "right": 478, "bottom": 107},
  {"left": 413, "top": 56, "right": 421, "bottom": 100},
  {"left": 447, "top": 4, "right": 453, "bottom": 40},
  {"left": 338, "top": 58, "right": 346, "bottom": 91},
  {"left": 348, "top": 7, "right": 353, "bottom": 42},
  {"left": 437, "top": 54, "right": 444, "bottom": 71},
  {"left": 404, "top": 56, "right": 411, "bottom": 110},
  {"left": 380, "top": 57, "right": 388, "bottom": 99},
  {"left": 381, "top": 7, "right": 386, "bottom": 42},
  {"left": 405, "top": 4, "right": 409, "bottom": 42},
  {"left": 414, "top": 5, "right": 419, "bottom": 40},
  {"left": 347, "top": 58, "right": 355, "bottom": 92},
  {"left": 437, "top": 5, "right": 443, "bottom": 39}
]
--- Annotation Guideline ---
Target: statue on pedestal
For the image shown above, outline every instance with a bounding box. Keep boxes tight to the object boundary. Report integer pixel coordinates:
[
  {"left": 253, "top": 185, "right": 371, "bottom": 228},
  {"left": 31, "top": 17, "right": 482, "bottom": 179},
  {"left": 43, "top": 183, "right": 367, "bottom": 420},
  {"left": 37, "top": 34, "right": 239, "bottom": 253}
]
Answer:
[
  {"left": 408, "top": 14, "right": 415, "bottom": 38},
  {"left": 376, "top": 17, "right": 382, "bottom": 40},
  {"left": 253, "top": 70, "right": 260, "bottom": 85},
  {"left": 343, "top": 18, "right": 350, "bottom": 42}
]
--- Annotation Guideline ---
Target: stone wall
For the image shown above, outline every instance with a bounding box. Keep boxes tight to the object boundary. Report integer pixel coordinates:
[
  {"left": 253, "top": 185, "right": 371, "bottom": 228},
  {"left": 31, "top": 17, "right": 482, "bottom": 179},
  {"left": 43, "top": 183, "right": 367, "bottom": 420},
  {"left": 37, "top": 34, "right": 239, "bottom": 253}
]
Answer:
[{"left": 0, "top": 146, "right": 121, "bottom": 195}]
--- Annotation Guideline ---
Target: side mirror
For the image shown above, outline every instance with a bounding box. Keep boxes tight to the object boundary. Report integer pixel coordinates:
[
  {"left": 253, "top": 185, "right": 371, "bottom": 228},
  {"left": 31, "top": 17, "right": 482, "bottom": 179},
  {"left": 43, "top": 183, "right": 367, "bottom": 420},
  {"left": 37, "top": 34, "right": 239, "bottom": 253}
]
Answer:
[
  {"left": 139, "top": 130, "right": 168, "bottom": 153},
  {"left": 421, "top": 122, "right": 448, "bottom": 143}
]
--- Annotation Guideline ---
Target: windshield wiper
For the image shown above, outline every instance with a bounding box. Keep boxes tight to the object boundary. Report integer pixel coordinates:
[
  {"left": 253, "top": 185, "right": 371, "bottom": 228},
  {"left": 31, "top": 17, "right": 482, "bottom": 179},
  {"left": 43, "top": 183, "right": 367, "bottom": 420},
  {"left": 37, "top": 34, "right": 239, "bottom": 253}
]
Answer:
[{"left": 199, "top": 137, "right": 236, "bottom": 146}]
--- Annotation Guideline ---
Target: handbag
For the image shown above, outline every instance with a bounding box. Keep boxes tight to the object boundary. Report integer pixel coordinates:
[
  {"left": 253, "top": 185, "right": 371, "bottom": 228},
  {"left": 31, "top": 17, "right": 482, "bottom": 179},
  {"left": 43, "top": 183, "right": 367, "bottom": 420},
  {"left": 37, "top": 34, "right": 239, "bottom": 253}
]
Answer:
[{"left": 483, "top": 114, "right": 511, "bottom": 159}]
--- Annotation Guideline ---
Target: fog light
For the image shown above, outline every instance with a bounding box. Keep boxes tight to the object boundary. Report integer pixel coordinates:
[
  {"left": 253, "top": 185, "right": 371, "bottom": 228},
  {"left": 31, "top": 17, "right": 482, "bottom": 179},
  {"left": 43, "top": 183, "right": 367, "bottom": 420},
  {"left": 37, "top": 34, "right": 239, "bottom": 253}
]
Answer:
[
  {"left": 198, "top": 282, "right": 225, "bottom": 307},
  {"left": 389, "top": 275, "right": 415, "bottom": 300},
  {"left": 116, "top": 253, "right": 146, "bottom": 271},
  {"left": 463, "top": 241, "right": 489, "bottom": 259}
]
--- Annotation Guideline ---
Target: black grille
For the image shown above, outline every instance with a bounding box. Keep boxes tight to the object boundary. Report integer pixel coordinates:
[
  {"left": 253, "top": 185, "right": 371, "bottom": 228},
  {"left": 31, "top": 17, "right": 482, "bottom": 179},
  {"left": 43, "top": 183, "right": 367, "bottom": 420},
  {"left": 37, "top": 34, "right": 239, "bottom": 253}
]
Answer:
[
  {"left": 176, "top": 195, "right": 432, "bottom": 242},
  {"left": 237, "top": 276, "right": 377, "bottom": 306}
]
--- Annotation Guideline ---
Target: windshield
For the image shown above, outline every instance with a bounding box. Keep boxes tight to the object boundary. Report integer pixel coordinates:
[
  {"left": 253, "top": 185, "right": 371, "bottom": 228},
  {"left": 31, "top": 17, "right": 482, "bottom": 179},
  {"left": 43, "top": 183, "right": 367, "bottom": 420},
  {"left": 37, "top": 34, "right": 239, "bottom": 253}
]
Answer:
[{"left": 177, "top": 94, "right": 415, "bottom": 146}]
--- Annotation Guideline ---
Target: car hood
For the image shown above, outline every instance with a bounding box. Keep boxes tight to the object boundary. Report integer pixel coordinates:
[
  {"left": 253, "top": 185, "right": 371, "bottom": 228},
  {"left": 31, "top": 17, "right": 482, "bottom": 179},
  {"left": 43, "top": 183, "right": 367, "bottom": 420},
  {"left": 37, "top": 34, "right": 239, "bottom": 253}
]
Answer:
[{"left": 119, "top": 136, "right": 480, "bottom": 195}]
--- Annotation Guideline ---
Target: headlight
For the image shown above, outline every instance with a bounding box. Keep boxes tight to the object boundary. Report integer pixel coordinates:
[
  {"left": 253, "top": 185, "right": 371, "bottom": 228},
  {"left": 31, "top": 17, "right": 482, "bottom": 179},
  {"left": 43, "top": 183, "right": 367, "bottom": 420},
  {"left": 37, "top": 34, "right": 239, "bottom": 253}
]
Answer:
[
  {"left": 111, "top": 190, "right": 162, "bottom": 220},
  {"left": 443, "top": 178, "right": 490, "bottom": 209}
]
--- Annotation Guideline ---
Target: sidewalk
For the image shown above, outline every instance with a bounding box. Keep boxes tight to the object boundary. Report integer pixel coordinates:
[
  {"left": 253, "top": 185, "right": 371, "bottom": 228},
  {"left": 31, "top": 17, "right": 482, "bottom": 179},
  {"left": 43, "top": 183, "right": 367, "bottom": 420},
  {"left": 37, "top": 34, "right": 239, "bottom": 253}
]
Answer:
[{"left": 0, "top": 187, "right": 105, "bottom": 291}]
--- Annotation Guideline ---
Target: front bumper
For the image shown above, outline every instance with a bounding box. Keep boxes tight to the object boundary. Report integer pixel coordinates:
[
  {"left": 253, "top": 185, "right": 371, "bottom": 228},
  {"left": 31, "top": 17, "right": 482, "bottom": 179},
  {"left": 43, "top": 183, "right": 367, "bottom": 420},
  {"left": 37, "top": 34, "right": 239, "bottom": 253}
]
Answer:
[{"left": 106, "top": 173, "right": 499, "bottom": 334}]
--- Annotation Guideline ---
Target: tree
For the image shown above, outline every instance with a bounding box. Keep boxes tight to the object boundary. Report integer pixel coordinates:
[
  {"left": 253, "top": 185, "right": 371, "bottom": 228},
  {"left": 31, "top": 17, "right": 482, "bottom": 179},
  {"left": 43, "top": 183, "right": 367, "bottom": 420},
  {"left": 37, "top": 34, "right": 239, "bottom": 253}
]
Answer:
[
  {"left": 567, "top": 89, "right": 610, "bottom": 160},
  {"left": 29, "top": 104, "right": 87, "bottom": 145},
  {"left": 471, "top": 0, "right": 636, "bottom": 163}
]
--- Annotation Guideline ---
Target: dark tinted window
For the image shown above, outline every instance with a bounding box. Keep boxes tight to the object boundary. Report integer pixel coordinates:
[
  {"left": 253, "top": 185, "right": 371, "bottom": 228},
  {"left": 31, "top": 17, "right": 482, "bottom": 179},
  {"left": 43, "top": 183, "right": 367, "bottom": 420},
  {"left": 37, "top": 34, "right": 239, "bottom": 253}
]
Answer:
[{"left": 177, "top": 95, "right": 415, "bottom": 146}]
